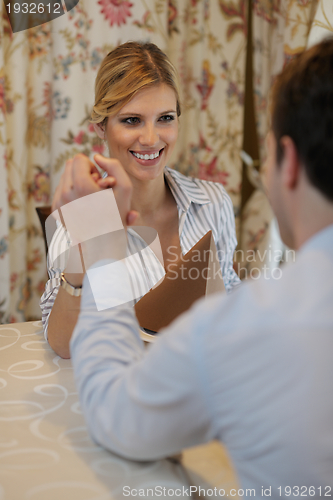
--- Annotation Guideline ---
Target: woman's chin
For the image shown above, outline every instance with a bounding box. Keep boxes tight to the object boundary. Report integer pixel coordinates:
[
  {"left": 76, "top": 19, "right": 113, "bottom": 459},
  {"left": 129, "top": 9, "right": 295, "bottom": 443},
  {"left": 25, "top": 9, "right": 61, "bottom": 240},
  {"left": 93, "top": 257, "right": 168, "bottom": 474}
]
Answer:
[{"left": 127, "top": 163, "right": 166, "bottom": 183}]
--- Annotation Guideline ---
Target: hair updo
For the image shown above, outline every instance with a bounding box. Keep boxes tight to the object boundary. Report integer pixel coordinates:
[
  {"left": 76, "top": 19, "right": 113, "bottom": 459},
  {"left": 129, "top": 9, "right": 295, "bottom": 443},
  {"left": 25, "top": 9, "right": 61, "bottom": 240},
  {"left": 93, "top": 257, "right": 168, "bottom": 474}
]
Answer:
[{"left": 91, "top": 41, "right": 181, "bottom": 129}]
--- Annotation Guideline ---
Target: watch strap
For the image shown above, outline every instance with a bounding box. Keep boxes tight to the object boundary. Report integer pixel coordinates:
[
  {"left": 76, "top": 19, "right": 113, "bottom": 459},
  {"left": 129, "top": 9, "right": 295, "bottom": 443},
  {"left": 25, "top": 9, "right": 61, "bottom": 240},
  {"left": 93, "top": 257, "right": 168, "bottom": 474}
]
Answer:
[{"left": 60, "top": 273, "right": 82, "bottom": 297}]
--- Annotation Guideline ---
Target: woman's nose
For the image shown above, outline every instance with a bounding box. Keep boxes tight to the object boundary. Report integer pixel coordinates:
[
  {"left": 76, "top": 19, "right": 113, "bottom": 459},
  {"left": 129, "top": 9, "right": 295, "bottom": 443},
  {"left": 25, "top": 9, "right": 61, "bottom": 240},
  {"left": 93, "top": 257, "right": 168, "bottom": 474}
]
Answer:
[{"left": 139, "top": 123, "right": 159, "bottom": 146}]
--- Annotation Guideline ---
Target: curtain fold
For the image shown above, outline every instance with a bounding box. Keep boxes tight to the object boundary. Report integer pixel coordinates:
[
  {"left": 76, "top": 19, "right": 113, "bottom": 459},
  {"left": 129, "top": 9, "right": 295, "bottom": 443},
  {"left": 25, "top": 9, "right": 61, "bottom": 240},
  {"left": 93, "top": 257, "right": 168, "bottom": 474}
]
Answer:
[
  {"left": 0, "top": 6, "right": 9, "bottom": 322},
  {"left": 0, "top": 0, "right": 329, "bottom": 323},
  {"left": 237, "top": 0, "right": 320, "bottom": 279}
]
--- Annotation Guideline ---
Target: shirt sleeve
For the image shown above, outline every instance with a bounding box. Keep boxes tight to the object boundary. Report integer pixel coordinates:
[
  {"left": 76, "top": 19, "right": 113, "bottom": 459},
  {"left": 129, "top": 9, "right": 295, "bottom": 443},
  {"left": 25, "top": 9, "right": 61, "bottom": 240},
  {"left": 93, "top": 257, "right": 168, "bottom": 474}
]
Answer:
[
  {"left": 215, "top": 185, "right": 241, "bottom": 293},
  {"left": 39, "top": 223, "right": 70, "bottom": 340},
  {"left": 70, "top": 261, "right": 215, "bottom": 461}
]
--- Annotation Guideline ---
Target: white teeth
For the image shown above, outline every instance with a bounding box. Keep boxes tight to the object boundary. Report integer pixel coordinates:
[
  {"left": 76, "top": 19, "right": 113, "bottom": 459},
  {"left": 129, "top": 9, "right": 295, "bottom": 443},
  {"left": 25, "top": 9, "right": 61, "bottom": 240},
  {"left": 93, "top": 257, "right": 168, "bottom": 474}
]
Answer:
[{"left": 132, "top": 151, "right": 161, "bottom": 160}]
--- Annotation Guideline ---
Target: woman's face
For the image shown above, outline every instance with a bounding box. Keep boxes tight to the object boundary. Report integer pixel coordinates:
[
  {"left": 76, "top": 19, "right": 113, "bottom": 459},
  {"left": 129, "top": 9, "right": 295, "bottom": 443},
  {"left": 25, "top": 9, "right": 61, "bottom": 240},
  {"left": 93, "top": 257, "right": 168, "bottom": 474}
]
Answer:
[{"left": 97, "top": 84, "right": 179, "bottom": 183}]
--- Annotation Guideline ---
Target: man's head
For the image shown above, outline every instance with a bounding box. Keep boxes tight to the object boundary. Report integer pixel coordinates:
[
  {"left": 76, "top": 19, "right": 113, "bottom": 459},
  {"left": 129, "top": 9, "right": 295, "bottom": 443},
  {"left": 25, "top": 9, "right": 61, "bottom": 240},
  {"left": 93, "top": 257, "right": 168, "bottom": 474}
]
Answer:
[{"left": 265, "top": 38, "right": 333, "bottom": 248}]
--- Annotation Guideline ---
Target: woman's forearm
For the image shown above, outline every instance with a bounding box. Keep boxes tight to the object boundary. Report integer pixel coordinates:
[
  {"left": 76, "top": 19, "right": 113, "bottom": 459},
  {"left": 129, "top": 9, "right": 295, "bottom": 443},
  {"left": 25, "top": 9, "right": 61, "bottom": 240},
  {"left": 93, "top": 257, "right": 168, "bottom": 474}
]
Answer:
[{"left": 47, "top": 273, "right": 83, "bottom": 359}]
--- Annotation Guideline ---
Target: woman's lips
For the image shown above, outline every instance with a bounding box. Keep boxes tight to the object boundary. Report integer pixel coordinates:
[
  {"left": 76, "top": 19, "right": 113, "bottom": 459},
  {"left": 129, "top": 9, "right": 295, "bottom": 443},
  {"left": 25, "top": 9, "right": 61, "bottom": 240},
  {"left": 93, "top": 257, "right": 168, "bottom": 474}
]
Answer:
[{"left": 130, "top": 148, "right": 164, "bottom": 165}]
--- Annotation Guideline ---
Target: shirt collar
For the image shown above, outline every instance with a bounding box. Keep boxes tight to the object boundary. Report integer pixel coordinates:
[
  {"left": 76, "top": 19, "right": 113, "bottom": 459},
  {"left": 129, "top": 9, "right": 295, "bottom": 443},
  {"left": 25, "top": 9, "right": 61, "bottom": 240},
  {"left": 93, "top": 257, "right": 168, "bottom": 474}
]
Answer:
[
  {"left": 164, "top": 166, "right": 211, "bottom": 212},
  {"left": 299, "top": 223, "right": 333, "bottom": 256}
]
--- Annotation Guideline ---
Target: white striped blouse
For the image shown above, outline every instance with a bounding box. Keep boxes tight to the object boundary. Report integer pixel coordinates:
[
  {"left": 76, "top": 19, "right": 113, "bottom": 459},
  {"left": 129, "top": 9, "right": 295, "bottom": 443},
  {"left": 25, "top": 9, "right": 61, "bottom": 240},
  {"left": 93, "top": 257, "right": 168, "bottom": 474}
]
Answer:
[{"left": 40, "top": 166, "right": 241, "bottom": 340}]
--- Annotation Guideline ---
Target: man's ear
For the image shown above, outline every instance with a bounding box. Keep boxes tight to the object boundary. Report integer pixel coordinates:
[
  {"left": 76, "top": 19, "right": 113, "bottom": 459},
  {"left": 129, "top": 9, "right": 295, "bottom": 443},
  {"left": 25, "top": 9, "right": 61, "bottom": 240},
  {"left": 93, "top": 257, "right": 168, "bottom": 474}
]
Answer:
[
  {"left": 93, "top": 123, "right": 106, "bottom": 140},
  {"left": 279, "top": 136, "right": 300, "bottom": 190}
]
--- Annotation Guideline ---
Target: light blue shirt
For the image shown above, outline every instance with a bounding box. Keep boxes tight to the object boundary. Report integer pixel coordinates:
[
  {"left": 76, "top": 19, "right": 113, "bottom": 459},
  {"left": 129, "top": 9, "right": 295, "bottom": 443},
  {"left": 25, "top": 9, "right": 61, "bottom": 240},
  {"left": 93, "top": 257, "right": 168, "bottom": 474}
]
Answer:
[{"left": 71, "top": 225, "right": 333, "bottom": 499}]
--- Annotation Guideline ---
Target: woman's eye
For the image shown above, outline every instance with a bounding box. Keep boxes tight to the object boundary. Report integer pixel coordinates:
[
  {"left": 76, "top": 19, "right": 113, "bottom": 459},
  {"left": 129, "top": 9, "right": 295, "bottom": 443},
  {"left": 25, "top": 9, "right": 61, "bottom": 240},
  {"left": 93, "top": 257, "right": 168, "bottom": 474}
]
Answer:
[
  {"left": 159, "top": 115, "right": 175, "bottom": 122},
  {"left": 122, "top": 117, "right": 140, "bottom": 125}
]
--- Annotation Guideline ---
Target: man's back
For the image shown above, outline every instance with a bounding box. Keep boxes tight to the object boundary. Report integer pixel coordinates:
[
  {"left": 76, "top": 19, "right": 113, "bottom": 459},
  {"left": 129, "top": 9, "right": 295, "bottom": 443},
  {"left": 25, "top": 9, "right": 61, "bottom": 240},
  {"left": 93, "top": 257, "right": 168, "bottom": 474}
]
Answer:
[{"left": 202, "top": 224, "right": 333, "bottom": 494}]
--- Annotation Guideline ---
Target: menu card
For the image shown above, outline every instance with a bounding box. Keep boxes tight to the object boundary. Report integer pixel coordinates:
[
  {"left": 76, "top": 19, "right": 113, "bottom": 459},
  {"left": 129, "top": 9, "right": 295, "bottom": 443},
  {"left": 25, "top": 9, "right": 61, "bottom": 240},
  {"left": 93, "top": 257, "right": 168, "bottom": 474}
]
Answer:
[{"left": 135, "top": 230, "right": 225, "bottom": 337}]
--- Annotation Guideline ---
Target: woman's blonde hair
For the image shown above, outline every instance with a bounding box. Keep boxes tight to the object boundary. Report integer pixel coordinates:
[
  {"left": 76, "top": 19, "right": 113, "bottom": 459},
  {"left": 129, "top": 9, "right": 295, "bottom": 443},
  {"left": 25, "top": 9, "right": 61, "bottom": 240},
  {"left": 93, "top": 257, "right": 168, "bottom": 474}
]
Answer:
[{"left": 91, "top": 41, "right": 181, "bottom": 128}]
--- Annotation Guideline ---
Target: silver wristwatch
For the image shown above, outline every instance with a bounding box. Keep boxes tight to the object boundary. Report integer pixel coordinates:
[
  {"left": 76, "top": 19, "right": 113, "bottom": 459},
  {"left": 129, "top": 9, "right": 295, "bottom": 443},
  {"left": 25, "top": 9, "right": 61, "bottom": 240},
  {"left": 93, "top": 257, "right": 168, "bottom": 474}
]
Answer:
[{"left": 60, "top": 273, "right": 82, "bottom": 297}]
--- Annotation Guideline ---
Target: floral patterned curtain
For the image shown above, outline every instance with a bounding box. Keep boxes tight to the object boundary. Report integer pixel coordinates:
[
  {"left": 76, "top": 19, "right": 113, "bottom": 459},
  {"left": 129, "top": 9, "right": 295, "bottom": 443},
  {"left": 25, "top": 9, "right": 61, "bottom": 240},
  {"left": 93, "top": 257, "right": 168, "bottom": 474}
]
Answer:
[
  {"left": 238, "top": 0, "right": 320, "bottom": 278},
  {"left": 0, "top": 0, "right": 329, "bottom": 323},
  {"left": 308, "top": 0, "right": 333, "bottom": 47}
]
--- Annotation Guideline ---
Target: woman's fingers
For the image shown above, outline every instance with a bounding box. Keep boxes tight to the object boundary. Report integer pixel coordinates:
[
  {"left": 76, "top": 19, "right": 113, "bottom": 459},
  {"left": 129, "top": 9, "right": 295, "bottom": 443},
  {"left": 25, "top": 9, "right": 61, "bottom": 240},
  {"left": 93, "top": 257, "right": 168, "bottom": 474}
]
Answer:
[
  {"left": 93, "top": 154, "right": 133, "bottom": 226},
  {"left": 126, "top": 210, "right": 139, "bottom": 226},
  {"left": 51, "top": 155, "right": 102, "bottom": 212},
  {"left": 94, "top": 154, "right": 127, "bottom": 180},
  {"left": 52, "top": 158, "right": 74, "bottom": 212},
  {"left": 97, "top": 176, "right": 116, "bottom": 189},
  {"left": 94, "top": 155, "right": 132, "bottom": 199},
  {"left": 71, "top": 154, "right": 101, "bottom": 196},
  {"left": 61, "top": 158, "right": 75, "bottom": 201},
  {"left": 51, "top": 175, "right": 63, "bottom": 213},
  {"left": 91, "top": 172, "right": 100, "bottom": 182},
  {"left": 51, "top": 153, "right": 135, "bottom": 229}
]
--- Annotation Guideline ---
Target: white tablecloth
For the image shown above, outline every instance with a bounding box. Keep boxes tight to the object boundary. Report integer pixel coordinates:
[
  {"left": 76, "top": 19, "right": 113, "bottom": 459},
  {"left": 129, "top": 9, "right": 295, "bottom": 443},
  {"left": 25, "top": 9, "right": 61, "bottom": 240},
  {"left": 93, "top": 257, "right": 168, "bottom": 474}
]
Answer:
[{"left": 0, "top": 321, "right": 238, "bottom": 500}]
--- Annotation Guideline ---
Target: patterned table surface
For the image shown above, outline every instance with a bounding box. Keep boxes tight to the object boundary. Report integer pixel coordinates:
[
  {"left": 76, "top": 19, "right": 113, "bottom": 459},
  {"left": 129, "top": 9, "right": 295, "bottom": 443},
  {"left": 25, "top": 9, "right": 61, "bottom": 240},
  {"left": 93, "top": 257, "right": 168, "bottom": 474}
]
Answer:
[{"left": 0, "top": 321, "right": 238, "bottom": 500}]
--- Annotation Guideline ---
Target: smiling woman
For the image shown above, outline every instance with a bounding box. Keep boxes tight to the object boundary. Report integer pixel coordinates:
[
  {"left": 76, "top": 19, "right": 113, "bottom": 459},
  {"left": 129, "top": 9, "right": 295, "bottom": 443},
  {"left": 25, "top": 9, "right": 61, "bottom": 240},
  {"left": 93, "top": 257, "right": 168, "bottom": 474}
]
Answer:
[
  {"left": 40, "top": 41, "right": 240, "bottom": 358},
  {"left": 94, "top": 84, "right": 178, "bottom": 184}
]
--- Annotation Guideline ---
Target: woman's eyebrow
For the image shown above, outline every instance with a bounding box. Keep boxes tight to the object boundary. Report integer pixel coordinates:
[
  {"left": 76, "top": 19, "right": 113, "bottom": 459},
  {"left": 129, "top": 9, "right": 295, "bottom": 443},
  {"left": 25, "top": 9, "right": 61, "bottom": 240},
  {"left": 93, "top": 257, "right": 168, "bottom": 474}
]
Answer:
[
  {"left": 159, "top": 109, "right": 177, "bottom": 114},
  {"left": 118, "top": 109, "right": 177, "bottom": 117},
  {"left": 118, "top": 112, "right": 141, "bottom": 117}
]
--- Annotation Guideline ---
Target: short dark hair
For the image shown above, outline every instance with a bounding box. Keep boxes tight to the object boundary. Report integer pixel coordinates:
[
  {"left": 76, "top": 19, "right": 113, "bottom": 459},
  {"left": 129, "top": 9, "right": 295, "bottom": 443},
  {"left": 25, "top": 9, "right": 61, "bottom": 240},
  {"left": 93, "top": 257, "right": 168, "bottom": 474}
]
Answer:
[{"left": 271, "top": 37, "right": 333, "bottom": 201}]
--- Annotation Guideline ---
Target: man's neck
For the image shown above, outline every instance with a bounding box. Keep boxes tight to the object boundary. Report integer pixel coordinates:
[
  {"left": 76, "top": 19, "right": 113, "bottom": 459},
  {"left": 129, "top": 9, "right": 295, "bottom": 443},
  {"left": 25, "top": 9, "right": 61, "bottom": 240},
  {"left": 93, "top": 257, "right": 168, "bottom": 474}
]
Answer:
[{"left": 293, "top": 185, "right": 333, "bottom": 250}]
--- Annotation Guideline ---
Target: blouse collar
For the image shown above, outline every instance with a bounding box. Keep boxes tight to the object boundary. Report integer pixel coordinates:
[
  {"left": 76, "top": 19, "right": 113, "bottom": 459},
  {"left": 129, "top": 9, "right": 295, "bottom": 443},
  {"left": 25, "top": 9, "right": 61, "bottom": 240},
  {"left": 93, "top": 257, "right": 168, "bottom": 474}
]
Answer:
[{"left": 164, "top": 166, "right": 211, "bottom": 212}]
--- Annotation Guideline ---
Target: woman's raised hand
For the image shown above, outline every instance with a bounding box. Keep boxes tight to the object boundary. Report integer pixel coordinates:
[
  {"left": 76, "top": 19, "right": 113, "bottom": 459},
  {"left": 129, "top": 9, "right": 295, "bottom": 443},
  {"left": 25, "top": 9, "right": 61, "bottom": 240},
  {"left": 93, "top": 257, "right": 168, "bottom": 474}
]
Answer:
[
  {"left": 51, "top": 153, "right": 137, "bottom": 227},
  {"left": 94, "top": 154, "right": 138, "bottom": 227},
  {"left": 52, "top": 154, "right": 113, "bottom": 212}
]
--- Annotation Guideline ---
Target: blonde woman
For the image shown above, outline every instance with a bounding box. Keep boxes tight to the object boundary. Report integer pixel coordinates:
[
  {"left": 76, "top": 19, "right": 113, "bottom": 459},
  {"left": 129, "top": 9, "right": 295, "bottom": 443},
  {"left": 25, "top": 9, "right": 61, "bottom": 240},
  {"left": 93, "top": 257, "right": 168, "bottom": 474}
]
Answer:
[{"left": 41, "top": 41, "right": 240, "bottom": 358}]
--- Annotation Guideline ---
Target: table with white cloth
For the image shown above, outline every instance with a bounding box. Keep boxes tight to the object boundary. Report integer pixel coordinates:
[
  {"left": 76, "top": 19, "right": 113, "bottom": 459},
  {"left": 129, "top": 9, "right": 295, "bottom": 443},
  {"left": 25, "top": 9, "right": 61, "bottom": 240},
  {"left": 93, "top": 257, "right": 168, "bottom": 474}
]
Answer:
[{"left": 0, "top": 321, "right": 238, "bottom": 500}]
